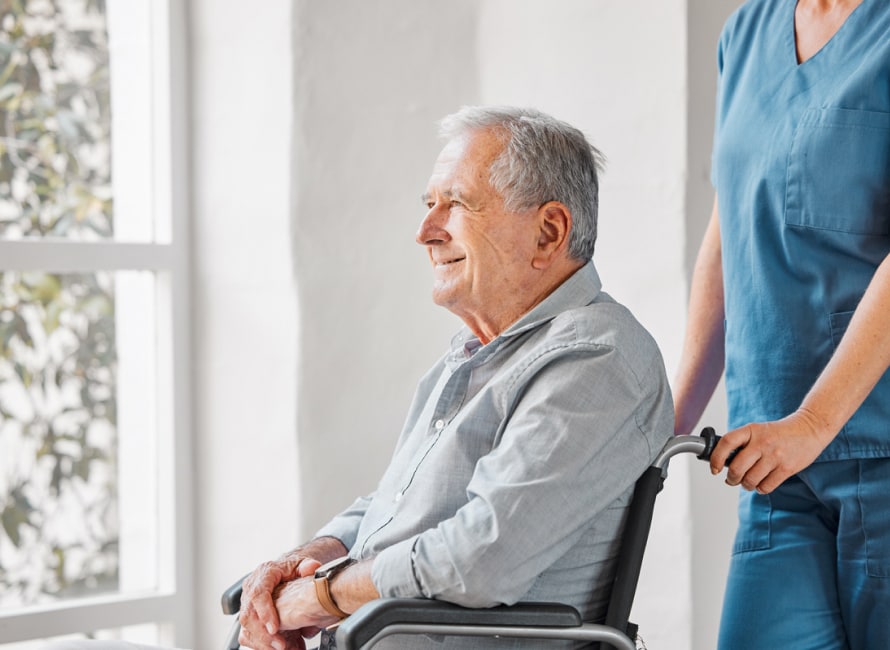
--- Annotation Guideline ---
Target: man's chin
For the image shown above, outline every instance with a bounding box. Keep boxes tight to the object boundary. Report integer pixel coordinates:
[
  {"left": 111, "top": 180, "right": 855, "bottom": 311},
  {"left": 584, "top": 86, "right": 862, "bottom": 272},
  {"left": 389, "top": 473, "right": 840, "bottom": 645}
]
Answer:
[
  {"left": 430, "top": 291, "right": 451, "bottom": 309},
  {"left": 431, "top": 290, "right": 470, "bottom": 319}
]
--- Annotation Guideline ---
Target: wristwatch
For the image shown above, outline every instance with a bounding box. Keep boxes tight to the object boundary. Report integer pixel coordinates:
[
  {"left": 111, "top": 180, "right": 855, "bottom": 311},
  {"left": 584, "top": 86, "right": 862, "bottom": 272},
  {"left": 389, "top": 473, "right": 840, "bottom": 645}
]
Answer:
[{"left": 314, "top": 556, "right": 356, "bottom": 619}]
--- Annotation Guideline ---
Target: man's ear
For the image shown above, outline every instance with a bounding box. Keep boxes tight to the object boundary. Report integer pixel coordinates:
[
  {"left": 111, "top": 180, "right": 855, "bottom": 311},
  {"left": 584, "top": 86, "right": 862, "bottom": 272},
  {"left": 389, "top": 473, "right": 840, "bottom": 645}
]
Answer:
[{"left": 532, "top": 202, "right": 572, "bottom": 269}]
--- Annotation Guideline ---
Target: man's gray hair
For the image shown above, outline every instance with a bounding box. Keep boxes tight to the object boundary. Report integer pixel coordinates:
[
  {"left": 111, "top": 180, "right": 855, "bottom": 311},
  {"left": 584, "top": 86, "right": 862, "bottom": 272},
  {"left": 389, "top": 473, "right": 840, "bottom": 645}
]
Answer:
[{"left": 438, "top": 106, "right": 605, "bottom": 261}]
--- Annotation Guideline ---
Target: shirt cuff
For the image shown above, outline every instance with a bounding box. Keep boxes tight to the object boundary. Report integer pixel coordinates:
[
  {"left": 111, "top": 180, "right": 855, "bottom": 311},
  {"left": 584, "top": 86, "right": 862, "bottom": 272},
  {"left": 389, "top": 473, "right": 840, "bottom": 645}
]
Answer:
[{"left": 371, "top": 537, "right": 425, "bottom": 598}]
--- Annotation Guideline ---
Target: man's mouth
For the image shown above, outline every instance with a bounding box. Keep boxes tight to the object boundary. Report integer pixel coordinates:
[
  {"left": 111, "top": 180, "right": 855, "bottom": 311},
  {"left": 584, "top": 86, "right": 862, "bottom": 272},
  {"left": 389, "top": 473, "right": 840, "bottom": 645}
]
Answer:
[{"left": 434, "top": 257, "right": 465, "bottom": 268}]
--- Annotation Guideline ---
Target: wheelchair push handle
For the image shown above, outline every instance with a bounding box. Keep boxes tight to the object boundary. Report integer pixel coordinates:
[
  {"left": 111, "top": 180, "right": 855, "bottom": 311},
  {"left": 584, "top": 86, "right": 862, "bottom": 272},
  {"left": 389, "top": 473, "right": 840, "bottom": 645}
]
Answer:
[{"left": 696, "top": 426, "right": 738, "bottom": 466}]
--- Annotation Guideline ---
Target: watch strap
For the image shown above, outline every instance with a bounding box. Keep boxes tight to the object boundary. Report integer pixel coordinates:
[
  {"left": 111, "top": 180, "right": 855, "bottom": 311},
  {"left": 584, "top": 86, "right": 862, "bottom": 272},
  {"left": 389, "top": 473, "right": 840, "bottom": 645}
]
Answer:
[{"left": 315, "top": 574, "right": 350, "bottom": 619}]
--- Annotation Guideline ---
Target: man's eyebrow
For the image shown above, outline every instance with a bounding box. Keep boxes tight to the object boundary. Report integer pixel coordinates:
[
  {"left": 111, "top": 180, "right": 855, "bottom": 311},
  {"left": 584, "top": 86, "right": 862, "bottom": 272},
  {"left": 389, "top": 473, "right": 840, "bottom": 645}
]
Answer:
[{"left": 422, "top": 189, "right": 468, "bottom": 205}]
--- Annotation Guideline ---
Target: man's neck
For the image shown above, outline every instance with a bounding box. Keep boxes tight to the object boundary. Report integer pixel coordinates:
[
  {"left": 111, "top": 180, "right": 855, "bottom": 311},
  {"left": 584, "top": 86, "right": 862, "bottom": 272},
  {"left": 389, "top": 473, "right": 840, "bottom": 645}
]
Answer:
[{"left": 467, "top": 259, "right": 586, "bottom": 344}]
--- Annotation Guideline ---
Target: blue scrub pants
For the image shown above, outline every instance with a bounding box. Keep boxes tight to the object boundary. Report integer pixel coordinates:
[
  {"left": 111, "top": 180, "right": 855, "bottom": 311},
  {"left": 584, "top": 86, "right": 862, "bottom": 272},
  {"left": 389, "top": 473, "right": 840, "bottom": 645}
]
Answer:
[{"left": 717, "top": 458, "right": 890, "bottom": 649}]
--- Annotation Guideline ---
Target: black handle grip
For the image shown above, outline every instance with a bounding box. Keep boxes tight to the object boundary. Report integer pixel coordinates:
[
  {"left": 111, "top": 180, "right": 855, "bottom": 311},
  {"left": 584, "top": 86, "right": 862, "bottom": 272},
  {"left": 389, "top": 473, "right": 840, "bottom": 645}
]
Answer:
[
  {"left": 696, "top": 426, "right": 738, "bottom": 465},
  {"left": 221, "top": 574, "right": 247, "bottom": 615},
  {"left": 696, "top": 427, "right": 719, "bottom": 460}
]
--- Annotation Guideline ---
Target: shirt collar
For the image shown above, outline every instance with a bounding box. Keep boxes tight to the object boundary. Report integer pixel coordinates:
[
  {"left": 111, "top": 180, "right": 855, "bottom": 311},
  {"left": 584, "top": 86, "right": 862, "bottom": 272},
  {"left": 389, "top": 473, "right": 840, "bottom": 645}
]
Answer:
[
  {"left": 501, "top": 260, "right": 602, "bottom": 337},
  {"left": 447, "top": 261, "right": 602, "bottom": 364}
]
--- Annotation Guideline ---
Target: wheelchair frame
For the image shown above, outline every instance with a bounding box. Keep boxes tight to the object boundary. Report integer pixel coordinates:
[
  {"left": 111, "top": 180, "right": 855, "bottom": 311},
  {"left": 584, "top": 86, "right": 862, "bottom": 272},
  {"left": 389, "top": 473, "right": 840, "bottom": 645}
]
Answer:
[{"left": 221, "top": 429, "right": 723, "bottom": 649}]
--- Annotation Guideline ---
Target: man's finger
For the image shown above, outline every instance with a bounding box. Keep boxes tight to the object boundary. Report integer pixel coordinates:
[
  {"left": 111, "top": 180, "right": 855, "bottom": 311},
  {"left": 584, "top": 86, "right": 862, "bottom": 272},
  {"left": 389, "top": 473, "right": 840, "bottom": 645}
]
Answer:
[
  {"left": 297, "top": 558, "right": 322, "bottom": 578},
  {"left": 239, "top": 624, "right": 287, "bottom": 650},
  {"left": 240, "top": 563, "right": 289, "bottom": 634},
  {"left": 301, "top": 626, "right": 322, "bottom": 638},
  {"left": 283, "top": 629, "right": 310, "bottom": 650},
  {"left": 251, "top": 591, "right": 282, "bottom": 635}
]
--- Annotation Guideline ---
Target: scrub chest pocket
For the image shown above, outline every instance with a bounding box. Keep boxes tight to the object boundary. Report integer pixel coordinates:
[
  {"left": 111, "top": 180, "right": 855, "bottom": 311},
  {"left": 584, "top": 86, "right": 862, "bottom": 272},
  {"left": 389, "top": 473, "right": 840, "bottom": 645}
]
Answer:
[{"left": 785, "top": 108, "right": 890, "bottom": 236}]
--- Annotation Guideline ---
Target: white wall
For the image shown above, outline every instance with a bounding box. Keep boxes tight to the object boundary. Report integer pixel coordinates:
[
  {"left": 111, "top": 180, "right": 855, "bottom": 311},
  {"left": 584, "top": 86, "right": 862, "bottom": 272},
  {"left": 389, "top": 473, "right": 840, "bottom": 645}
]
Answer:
[
  {"left": 290, "top": 0, "right": 477, "bottom": 534},
  {"left": 190, "top": 0, "right": 299, "bottom": 645},
  {"left": 189, "top": 1, "right": 740, "bottom": 648}
]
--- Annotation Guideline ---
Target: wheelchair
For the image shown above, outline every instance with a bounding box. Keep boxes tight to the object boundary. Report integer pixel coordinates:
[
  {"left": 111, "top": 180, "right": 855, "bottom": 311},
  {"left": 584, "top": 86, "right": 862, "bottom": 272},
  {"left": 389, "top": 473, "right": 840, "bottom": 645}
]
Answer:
[{"left": 221, "top": 428, "right": 725, "bottom": 649}]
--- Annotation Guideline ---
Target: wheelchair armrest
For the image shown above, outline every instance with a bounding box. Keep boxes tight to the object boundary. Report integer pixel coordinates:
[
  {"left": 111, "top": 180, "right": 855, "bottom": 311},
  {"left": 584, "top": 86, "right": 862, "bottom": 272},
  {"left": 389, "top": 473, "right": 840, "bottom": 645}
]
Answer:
[
  {"left": 221, "top": 574, "right": 248, "bottom": 615},
  {"left": 335, "top": 598, "right": 582, "bottom": 649}
]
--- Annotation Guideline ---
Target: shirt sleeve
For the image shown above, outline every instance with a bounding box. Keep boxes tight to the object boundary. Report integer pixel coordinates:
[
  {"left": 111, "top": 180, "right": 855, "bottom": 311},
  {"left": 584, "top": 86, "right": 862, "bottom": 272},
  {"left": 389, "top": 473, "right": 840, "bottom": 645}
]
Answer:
[
  {"left": 314, "top": 493, "right": 374, "bottom": 551},
  {"left": 371, "top": 341, "right": 672, "bottom": 607}
]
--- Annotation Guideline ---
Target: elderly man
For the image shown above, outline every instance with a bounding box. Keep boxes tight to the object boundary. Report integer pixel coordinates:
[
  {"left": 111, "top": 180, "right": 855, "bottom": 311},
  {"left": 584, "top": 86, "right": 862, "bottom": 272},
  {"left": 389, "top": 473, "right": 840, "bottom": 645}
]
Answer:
[{"left": 235, "top": 106, "right": 673, "bottom": 650}]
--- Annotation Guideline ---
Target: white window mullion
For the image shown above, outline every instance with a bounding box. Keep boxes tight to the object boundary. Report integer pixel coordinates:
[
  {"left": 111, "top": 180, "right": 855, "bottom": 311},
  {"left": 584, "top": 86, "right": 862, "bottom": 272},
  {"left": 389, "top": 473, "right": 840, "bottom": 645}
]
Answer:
[
  {"left": 116, "top": 272, "right": 160, "bottom": 599},
  {"left": 106, "top": 0, "right": 154, "bottom": 243},
  {"left": 0, "top": 594, "right": 180, "bottom": 643},
  {"left": 0, "top": 242, "right": 174, "bottom": 271}
]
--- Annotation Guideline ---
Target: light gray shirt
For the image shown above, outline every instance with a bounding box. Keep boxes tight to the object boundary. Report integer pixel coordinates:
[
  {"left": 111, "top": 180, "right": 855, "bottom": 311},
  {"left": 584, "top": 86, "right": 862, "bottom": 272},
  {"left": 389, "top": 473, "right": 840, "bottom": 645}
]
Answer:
[{"left": 317, "top": 261, "right": 672, "bottom": 646}]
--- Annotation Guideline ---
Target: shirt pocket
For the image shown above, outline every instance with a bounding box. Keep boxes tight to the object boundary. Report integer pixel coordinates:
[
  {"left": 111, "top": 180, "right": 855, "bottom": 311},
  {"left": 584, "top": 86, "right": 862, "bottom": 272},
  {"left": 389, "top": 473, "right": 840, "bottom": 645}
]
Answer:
[{"left": 785, "top": 108, "right": 890, "bottom": 235}]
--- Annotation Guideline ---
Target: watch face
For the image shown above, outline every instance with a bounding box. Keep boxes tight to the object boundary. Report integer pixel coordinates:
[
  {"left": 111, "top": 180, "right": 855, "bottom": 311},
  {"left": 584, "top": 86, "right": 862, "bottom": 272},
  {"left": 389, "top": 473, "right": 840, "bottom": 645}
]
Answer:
[{"left": 316, "top": 555, "right": 353, "bottom": 578}]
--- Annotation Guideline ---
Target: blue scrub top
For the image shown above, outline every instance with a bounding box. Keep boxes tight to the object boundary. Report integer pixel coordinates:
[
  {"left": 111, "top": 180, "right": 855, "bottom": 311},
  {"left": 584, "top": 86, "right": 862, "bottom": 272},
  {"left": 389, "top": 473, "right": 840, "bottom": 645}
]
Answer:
[{"left": 712, "top": 0, "right": 890, "bottom": 461}]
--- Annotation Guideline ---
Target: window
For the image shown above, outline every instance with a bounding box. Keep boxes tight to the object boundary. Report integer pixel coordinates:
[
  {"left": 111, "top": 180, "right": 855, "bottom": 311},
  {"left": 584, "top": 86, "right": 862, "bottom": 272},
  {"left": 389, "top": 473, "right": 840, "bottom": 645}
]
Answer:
[{"left": 0, "top": 0, "right": 192, "bottom": 645}]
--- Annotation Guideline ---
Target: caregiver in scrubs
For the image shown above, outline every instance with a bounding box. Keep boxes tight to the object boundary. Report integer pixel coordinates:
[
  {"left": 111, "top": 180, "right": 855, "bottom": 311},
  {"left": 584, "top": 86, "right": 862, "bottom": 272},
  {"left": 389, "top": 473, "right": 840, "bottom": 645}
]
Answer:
[{"left": 672, "top": 0, "right": 890, "bottom": 648}]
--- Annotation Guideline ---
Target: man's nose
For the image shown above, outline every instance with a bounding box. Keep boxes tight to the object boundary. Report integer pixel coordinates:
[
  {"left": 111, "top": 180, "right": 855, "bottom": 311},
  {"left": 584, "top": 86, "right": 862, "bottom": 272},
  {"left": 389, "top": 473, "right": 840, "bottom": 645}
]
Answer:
[{"left": 415, "top": 206, "right": 450, "bottom": 246}]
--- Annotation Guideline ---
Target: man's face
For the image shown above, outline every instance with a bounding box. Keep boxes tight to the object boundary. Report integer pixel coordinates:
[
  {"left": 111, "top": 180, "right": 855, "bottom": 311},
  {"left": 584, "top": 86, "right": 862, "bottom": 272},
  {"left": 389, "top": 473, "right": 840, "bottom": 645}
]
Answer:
[{"left": 417, "top": 130, "right": 541, "bottom": 341}]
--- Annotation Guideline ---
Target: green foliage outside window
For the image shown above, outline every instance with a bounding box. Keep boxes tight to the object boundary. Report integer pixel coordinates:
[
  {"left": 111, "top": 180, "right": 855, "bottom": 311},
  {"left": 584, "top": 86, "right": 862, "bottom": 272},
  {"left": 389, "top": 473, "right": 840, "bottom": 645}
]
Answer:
[{"left": 0, "top": 0, "right": 119, "bottom": 607}]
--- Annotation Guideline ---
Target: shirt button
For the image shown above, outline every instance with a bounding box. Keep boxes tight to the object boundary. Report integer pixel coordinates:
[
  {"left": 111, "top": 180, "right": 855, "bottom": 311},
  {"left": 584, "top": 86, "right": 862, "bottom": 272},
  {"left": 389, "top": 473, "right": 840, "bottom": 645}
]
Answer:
[
  {"left": 394, "top": 490, "right": 404, "bottom": 502},
  {"left": 434, "top": 419, "right": 445, "bottom": 430}
]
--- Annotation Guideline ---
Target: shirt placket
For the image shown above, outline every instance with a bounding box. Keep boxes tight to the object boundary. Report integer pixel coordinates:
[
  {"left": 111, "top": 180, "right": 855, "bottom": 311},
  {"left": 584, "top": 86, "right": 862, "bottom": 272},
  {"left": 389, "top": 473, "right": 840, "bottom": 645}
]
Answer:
[{"left": 356, "top": 341, "right": 501, "bottom": 558}]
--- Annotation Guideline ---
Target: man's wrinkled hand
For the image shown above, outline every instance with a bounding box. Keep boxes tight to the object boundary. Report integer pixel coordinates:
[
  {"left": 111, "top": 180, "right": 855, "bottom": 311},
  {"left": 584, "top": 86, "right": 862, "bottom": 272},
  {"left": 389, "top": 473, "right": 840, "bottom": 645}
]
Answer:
[
  {"left": 272, "top": 573, "right": 339, "bottom": 633},
  {"left": 239, "top": 624, "right": 321, "bottom": 650},
  {"left": 238, "top": 554, "right": 319, "bottom": 650}
]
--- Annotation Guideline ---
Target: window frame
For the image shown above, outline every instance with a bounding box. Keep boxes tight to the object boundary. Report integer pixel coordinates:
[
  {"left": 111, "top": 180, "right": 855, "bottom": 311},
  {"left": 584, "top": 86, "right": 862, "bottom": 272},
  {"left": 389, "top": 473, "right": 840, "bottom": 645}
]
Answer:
[{"left": 0, "top": 0, "right": 193, "bottom": 645}]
